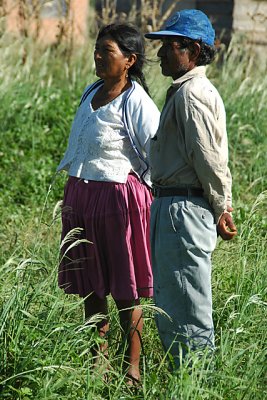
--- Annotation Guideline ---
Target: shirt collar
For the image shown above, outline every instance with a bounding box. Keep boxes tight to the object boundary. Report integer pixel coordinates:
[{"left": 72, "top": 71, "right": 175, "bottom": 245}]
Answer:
[{"left": 171, "top": 66, "right": 207, "bottom": 88}]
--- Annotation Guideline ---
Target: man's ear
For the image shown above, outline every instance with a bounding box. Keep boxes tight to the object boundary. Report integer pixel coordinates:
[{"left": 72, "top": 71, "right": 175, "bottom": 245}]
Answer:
[{"left": 190, "top": 42, "right": 201, "bottom": 62}]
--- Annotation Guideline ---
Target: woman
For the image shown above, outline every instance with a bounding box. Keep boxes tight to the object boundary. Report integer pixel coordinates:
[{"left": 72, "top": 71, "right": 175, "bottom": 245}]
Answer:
[{"left": 57, "top": 23, "right": 160, "bottom": 384}]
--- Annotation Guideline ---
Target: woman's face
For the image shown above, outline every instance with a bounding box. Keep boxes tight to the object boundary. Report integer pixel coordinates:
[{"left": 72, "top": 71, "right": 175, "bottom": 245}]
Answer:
[{"left": 94, "top": 35, "right": 130, "bottom": 80}]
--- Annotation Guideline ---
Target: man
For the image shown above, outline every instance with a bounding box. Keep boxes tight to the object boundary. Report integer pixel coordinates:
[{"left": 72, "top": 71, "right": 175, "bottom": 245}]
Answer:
[{"left": 145, "top": 9, "right": 237, "bottom": 367}]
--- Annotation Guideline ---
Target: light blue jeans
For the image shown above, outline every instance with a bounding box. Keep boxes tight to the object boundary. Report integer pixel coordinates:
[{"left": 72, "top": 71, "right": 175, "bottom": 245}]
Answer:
[{"left": 150, "top": 195, "right": 217, "bottom": 367}]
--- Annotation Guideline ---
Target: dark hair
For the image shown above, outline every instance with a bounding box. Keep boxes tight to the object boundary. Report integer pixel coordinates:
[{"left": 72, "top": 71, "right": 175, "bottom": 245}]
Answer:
[
  {"left": 176, "top": 37, "right": 216, "bottom": 66},
  {"left": 97, "top": 23, "right": 150, "bottom": 95}
]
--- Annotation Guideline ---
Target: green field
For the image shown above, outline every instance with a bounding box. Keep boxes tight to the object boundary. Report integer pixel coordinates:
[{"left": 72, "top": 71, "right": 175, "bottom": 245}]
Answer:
[{"left": 0, "top": 32, "right": 266, "bottom": 400}]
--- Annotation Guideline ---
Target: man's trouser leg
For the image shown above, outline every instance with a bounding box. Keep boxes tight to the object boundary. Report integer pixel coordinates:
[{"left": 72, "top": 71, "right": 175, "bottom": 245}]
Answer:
[{"left": 150, "top": 196, "right": 217, "bottom": 368}]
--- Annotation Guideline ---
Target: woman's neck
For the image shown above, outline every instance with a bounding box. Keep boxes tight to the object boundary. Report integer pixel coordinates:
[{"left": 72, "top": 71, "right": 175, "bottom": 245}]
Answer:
[
  {"left": 101, "top": 77, "right": 130, "bottom": 95},
  {"left": 91, "top": 77, "right": 132, "bottom": 111}
]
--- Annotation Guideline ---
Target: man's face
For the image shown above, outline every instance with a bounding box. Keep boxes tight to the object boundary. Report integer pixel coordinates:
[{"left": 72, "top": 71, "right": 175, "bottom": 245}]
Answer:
[{"left": 157, "top": 37, "right": 195, "bottom": 80}]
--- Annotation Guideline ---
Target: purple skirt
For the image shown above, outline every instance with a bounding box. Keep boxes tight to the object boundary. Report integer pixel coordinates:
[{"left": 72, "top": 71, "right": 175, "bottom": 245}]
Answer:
[{"left": 58, "top": 174, "right": 153, "bottom": 300}]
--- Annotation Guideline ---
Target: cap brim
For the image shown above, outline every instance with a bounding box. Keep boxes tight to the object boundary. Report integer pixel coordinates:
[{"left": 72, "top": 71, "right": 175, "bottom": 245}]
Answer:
[{"left": 145, "top": 30, "right": 188, "bottom": 39}]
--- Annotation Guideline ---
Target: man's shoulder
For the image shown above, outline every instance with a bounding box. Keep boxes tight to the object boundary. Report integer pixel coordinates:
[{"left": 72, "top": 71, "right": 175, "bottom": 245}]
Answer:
[
  {"left": 180, "top": 75, "right": 222, "bottom": 102},
  {"left": 183, "top": 74, "right": 214, "bottom": 91}
]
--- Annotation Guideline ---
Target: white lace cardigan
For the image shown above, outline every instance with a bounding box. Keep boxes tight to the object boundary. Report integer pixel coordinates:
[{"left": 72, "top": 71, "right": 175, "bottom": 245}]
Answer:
[{"left": 57, "top": 80, "right": 160, "bottom": 187}]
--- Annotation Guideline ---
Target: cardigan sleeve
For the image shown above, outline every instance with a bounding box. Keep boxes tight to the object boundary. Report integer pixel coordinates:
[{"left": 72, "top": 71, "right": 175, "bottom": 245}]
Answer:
[{"left": 125, "top": 83, "right": 160, "bottom": 161}]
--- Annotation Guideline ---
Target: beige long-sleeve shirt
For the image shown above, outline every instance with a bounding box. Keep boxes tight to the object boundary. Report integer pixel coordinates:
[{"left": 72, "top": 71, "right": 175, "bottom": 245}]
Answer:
[{"left": 150, "top": 66, "right": 232, "bottom": 222}]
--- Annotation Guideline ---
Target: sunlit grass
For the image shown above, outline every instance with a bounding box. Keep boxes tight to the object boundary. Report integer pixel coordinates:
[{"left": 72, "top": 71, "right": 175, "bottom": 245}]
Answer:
[{"left": 0, "top": 28, "right": 266, "bottom": 399}]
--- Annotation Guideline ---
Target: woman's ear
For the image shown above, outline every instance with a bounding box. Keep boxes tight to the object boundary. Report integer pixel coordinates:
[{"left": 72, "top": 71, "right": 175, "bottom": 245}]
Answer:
[{"left": 126, "top": 53, "right": 137, "bottom": 69}]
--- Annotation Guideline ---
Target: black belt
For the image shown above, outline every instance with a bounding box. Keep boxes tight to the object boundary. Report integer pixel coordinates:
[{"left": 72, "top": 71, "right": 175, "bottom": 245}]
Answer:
[{"left": 152, "top": 186, "right": 203, "bottom": 198}]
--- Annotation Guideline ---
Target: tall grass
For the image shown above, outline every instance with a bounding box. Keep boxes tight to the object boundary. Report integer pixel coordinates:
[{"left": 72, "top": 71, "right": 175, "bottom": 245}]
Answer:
[{"left": 0, "top": 27, "right": 266, "bottom": 400}]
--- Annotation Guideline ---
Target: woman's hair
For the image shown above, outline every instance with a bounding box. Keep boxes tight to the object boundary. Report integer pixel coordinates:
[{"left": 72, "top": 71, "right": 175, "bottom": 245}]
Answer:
[
  {"left": 97, "top": 23, "right": 150, "bottom": 95},
  {"left": 177, "top": 37, "right": 216, "bottom": 66}
]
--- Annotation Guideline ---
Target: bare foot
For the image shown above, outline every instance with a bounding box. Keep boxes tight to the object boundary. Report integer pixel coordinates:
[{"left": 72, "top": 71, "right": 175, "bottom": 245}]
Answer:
[{"left": 125, "top": 365, "right": 141, "bottom": 387}]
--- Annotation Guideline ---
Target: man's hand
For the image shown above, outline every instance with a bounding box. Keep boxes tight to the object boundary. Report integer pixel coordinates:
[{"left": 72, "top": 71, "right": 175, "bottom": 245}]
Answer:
[{"left": 217, "top": 208, "right": 237, "bottom": 240}]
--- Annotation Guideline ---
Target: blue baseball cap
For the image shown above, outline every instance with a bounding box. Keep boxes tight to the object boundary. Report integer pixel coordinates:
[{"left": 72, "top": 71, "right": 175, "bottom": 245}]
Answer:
[{"left": 145, "top": 9, "right": 215, "bottom": 46}]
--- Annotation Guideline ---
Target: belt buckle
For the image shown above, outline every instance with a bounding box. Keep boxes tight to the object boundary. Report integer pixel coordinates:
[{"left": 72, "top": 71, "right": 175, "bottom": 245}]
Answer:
[
  {"left": 152, "top": 186, "right": 159, "bottom": 197},
  {"left": 187, "top": 187, "right": 192, "bottom": 197}
]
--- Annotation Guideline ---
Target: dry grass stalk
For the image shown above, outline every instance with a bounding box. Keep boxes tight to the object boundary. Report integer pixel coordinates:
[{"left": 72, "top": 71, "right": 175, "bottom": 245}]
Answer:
[{"left": 95, "top": 0, "right": 178, "bottom": 32}]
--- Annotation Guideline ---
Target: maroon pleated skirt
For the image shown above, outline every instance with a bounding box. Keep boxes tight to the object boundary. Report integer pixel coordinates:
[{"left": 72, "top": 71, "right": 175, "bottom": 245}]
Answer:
[{"left": 58, "top": 174, "right": 153, "bottom": 300}]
